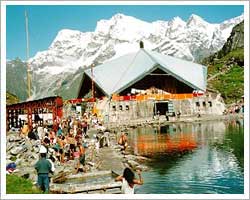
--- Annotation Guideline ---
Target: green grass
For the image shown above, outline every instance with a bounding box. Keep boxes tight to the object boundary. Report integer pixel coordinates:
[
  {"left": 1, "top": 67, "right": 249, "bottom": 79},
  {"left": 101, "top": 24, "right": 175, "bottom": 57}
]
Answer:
[
  {"left": 210, "top": 65, "right": 244, "bottom": 104},
  {"left": 6, "top": 174, "right": 42, "bottom": 194},
  {"left": 207, "top": 63, "right": 224, "bottom": 77},
  {"left": 221, "top": 48, "right": 244, "bottom": 65},
  {"left": 206, "top": 47, "right": 244, "bottom": 104}
]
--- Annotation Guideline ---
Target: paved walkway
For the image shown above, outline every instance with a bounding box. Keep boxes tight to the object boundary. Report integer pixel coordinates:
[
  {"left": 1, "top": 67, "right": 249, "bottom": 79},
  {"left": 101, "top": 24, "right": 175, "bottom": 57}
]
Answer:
[{"left": 97, "top": 145, "right": 125, "bottom": 176}]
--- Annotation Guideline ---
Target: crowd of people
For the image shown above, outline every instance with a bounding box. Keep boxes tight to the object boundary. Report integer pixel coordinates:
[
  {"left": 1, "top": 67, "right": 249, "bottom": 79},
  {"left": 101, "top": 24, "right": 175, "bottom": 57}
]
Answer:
[
  {"left": 13, "top": 111, "right": 144, "bottom": 194},
  {"left": 20, "top": 114, "right": 92, "bottom": 165}
]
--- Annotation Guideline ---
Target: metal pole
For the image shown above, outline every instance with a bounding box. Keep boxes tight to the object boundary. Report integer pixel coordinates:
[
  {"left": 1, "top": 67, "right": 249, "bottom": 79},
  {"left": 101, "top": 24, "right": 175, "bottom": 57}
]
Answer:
[
  {"left": 25, "top": 11, "right": 31, "bottom": 99},
  {"left": 91, "top": 64, "right": 95, "bottom": 115},
  {"left": 91, "top": 64, "right": 94, "bottom": 99}
]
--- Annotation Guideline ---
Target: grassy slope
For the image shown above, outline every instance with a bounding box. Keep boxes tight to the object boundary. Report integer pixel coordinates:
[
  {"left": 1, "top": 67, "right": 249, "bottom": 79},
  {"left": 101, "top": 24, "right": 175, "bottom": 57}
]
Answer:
[
  {"left": 6, "top": 175, "right": 42, "bottom": 194},
  {"left": 6, "top": 91, "right": 19, "bottom": 105},
  {"left": 207, "top": 48, "right": 244, "bottom": 104}
]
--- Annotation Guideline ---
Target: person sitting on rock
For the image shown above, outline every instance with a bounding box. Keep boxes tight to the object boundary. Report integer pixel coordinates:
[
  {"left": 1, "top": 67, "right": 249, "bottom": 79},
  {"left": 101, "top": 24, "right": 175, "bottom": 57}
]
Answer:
[
  {"left": 115, "top": 167, "right": 143, "bottom": 194},
  {"left": 118, "top": 132, "right": 128, "bottom": 151}
]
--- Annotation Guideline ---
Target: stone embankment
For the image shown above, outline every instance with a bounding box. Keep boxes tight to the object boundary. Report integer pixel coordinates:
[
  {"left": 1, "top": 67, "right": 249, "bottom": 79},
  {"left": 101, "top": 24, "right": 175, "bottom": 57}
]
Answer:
[{"left": 106, "top": 113, "right": 244, "bottom": 130}]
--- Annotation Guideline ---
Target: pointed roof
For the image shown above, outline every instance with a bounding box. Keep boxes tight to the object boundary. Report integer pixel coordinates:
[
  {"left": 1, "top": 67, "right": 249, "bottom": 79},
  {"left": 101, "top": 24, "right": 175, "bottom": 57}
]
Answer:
[{"left": 84, "top": 49, "right": 207, "bottom": 97}]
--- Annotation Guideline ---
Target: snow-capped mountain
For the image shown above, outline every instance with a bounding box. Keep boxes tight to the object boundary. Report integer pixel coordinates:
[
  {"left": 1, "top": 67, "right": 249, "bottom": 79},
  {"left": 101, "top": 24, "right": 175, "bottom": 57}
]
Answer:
[{"left": 11, "top": 13, "right": 244, "bottom": 100}]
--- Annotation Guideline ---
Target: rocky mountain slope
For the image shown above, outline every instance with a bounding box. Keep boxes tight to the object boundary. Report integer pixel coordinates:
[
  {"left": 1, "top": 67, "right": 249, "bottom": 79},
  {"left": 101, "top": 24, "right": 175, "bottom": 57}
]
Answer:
[
  {"left": 6, "top": 58, "right": 28, "bottom": 101},
  {"left": 203, "top": 21, "right": 244, "bottom": 104},
  {"left": 7, "top": 13, "right": 243, "bottom": 101}
]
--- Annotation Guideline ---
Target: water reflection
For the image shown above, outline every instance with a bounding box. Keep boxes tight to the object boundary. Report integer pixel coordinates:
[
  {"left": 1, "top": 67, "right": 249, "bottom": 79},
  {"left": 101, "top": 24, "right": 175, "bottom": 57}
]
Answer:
[{"left": 127, "top": 120, "right": 244, "bottom": 194}]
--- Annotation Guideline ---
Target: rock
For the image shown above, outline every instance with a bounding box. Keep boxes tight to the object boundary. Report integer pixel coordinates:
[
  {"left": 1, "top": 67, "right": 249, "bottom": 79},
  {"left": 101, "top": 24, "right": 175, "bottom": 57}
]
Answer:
[
  {"left": 25, "top": 141, "right": 33, "bottom": 151},
  {"left": 125, "top": 154, "right": 138, "bottom": 161},
  {"left": 7, "top": 143, "right": 15, "bottom": 152},
  {"left": 8, "top": 134, "right": 22, "bottom": 142},
  {"left": 54, "top": 166, "right": 66, "bottom": 175},
  {"left": 126, "top": 160, "right": 139, "bottom": 169},
  {"left": 135, "top": 155, "right": 152, "bottom": 162},
  {"left": 10, "top": 145, "right": 27, "bottom": 155},
  {"left": 136, "top": 164, "right": 149, "bottom": 171},
  {"left": 15, "top": 158, "right": 22, "bottom": 165},
  {"left": 6, "top": 159, "right": 13, "bottom": 165}
]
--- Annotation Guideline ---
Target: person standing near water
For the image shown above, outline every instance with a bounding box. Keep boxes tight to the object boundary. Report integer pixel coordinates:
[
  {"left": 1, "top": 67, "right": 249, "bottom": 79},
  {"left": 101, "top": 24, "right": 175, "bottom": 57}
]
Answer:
[{"left": 115, "top": 167, "right": 143, "bottom": 194}]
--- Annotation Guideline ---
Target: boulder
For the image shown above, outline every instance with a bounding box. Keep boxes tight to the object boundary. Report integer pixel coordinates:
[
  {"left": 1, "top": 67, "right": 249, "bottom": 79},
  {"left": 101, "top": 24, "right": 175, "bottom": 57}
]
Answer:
[
  {"left": 126, "top": 160, "right": 139, "bottom": 169},
  {"left": 7, "top": 143, "right": 15, "bottom": 152},
  {"left": 10, "top": 145, "right": 27, "bottom": 155},
  {"left": 15, "top": 158, "right": 22, "bottom": 165}
]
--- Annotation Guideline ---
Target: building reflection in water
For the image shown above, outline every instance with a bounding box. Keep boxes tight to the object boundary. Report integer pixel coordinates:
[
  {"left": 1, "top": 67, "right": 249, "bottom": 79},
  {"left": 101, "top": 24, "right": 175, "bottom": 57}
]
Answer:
[
  {"left": 128, "top": 122, "right": 227, "bottom": 158},
  {"left": 128, "top": 120, "right": 244, "bottom": 194}
]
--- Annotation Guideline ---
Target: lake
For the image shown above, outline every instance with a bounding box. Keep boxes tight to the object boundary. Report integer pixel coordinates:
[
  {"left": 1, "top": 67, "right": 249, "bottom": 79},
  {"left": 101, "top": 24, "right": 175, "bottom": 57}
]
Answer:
[{"left": 127, "top": 119, "right": 244, "bottom": 194}]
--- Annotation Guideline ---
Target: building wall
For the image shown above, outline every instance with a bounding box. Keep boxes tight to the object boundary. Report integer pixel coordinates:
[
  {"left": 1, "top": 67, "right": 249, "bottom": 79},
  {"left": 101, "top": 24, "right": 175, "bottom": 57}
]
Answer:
[
  {"left": 172, "top": 93, "right": 225, "bottom": 116},
  {"left": 96, "top": 93, "right": 225, "bottom": 123}
]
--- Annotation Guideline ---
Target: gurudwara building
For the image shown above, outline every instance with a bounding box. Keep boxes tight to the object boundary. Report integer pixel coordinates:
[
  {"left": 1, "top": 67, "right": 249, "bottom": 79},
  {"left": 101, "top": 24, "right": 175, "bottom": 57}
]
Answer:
[{"left": 71, "top": 45, "right": 225, "bottom": 122}]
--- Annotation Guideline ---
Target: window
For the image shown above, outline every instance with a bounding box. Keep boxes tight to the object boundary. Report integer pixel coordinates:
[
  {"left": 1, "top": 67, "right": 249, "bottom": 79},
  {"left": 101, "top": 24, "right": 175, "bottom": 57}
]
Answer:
[
  {"left": 119, "top": 105, "right": 123, "bottom": 111},
  {"left": 126, "top": 105, "right": 129, "bottom": 110},
  {"left": 112, "top": 105, "right": 116, "bottom": 111},
  {"left": 196, "top": 102, "right": 200, "bottom": 107},
  {"left": 208, "top": 101, "right": 212, "bottom": 107},
  {"left": 203, "top": 102, "right": 206, "bottom": 107}
]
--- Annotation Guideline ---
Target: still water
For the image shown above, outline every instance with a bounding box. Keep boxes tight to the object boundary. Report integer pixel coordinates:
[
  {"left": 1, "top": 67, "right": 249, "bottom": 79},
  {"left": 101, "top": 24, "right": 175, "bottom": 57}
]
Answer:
[{"left": 127, "top": 119, "right": 244, "bottom": 194}]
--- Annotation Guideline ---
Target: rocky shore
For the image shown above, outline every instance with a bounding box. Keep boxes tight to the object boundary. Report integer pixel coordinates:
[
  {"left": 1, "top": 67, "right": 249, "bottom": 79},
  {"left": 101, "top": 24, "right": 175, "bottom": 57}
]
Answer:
[{"left": 6, "top": 127, "right": 150, "bottom": 193}]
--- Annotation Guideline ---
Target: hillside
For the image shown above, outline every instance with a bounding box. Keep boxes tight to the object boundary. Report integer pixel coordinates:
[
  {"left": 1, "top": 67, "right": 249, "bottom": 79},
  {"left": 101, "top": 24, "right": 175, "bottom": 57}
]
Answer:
[
  {"left": 203, "top": 21, "right": 244, "bottom": 104},
  {"left": 6, "top": 58, "right": 28, "bottom": 101},
  {"left": 6, "top": 91, "right": 19, "bottom": 105}
]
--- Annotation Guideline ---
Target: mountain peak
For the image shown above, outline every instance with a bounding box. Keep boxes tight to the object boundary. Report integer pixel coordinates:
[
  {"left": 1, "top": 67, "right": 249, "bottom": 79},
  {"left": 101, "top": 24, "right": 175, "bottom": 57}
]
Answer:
[
  {"left": 169, "top": 16, "right": 186, "bottom": 27},
  {"left": 53, "top": 29, "right": 82, "bottom": 42},
  {"left": 187, "top": 14, "right": 209, "bottom": 27},
  {"left": 95, "top": 13, "right": 152, "bottom": 40},
  {"left": 111, "top": 13, "right": 126, "bottom": 20}
]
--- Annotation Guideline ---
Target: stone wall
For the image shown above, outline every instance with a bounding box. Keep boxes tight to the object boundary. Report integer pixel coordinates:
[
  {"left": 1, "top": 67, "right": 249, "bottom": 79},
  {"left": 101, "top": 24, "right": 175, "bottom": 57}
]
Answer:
[
  {"left": 105, "top": 100, "right": 154, "bottom": 123},
  {"left": 94, "top": 93, "right": 226, "bottom": 123},
  {"left": 173, "top": 93, "right": 225, "bottom": 116}
]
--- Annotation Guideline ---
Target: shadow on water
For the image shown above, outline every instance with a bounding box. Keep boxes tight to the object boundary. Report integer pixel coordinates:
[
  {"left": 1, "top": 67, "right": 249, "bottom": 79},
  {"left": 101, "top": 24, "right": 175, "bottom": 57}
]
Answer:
[{"left": 145, "top": 151, "right": 195, "bottom": 176}]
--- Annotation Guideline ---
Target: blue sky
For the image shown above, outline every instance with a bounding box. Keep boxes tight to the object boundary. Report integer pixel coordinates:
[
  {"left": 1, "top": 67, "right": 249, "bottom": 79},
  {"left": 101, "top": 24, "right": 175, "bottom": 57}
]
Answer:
[{"left": 6, "top": 5, "right": 244, "bottom": 60}]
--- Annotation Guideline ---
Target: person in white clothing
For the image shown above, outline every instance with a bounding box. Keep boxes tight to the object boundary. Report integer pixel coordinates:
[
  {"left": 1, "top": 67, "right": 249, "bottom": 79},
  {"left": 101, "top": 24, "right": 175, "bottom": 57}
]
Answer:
[{"left": 115, "top": 167, "right": 143, "bottom": 194}]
